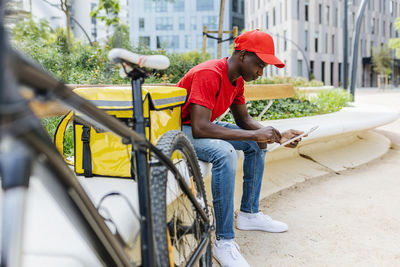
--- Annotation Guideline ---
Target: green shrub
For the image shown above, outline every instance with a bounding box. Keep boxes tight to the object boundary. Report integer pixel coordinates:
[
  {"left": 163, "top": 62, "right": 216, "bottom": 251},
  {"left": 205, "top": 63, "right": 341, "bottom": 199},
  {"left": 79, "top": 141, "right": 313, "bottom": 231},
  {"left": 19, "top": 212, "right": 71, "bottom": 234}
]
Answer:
[{"left": 221, "top": 88, "right": 352, "bottom": 123}]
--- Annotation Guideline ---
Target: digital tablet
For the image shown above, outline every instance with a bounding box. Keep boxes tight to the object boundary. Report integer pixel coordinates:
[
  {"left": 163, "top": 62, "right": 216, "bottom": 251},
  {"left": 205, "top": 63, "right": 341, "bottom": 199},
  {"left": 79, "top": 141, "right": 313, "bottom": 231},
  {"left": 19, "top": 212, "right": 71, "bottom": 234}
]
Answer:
[{"left": 268, "top": 125, "right": 319, "bottom": 152}]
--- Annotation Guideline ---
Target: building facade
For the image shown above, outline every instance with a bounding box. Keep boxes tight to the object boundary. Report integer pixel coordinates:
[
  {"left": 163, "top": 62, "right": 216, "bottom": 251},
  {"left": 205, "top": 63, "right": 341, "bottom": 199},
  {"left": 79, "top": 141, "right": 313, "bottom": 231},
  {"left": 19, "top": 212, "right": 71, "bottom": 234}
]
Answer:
[
  {"left": 129, "top": 0, "right": 245, "bottom": 58},
  {"left": 7, "top": 0, "right": 129, "bottom": 45},
  {"left": 246, "top": 0, "right": 400, "bottom": 87}
]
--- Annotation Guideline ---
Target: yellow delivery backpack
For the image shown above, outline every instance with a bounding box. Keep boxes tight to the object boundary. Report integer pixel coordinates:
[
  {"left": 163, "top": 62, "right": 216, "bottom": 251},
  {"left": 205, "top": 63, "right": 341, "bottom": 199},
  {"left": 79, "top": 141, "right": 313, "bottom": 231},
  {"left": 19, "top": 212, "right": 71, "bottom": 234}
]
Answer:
[{"left": 54, "top": 85, "right": 187, "bottom": 178}]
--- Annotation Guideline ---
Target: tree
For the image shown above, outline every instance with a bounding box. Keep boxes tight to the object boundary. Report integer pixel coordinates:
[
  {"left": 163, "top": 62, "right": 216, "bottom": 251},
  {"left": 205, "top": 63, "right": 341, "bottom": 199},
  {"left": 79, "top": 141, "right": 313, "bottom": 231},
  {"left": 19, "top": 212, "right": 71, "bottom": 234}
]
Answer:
[
  {"left": 90, "top": 0, "right": 120, "bottom": 27},
  {"left": 372, "top": 45, "right": 392, "bottom": 88},
  {"left": 59, "top": 0, "right": 71, "bottom": 49},
  {"left": 388, "top": 17, "right": 400, "bottom": 58}
]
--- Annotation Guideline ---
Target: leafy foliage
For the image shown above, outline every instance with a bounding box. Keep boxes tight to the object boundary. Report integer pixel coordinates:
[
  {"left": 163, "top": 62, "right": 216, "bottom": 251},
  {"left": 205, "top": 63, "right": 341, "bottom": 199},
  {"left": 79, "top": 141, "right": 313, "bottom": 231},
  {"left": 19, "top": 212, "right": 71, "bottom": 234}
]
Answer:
[
  {"left": 90, "top": 0, "right": 120, "bottom": 26},
  {"left": 372, "top": 45, "right": 392, "bottom": 76},
  {"left": 389, "top": 17, "right": 400, "bottom": 58},
  {"left": 221, "top": 88, "right": 351, "bottom": 123}
]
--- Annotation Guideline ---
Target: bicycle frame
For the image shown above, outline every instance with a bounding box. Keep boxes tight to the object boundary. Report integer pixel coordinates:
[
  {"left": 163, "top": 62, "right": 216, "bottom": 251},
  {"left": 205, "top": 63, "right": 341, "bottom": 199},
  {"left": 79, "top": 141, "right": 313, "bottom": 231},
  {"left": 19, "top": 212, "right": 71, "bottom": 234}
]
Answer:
[{"left": 0, "top": 6, "right": 210, "bottom": 267}]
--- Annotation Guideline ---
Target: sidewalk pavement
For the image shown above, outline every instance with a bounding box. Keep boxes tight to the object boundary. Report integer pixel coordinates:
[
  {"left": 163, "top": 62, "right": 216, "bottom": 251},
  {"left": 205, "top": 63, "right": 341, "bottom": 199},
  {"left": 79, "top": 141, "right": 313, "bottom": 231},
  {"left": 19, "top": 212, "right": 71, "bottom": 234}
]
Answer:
[{"left": 237, "top": 90, "right": 400, "bottom": 267}]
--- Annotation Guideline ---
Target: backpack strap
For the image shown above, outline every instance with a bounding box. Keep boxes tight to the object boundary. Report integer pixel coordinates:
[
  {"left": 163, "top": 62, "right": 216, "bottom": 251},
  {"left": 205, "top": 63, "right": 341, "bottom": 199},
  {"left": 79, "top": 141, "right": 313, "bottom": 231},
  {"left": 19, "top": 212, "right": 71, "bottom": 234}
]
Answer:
[
  {"left": 81, "top": 125, "right": 93, "bottom": 177},
  {"left": 54, "top": 111, "right": 74, "bottom": 165}
]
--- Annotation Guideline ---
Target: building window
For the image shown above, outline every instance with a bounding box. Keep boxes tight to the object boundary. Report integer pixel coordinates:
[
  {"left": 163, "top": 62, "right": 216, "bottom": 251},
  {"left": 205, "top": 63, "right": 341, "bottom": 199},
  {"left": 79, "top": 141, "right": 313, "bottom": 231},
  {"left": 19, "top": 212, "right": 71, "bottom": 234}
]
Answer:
[
  {"left": 321, "top": 61, "right": 325, "bottom": 83},
  {"left": 266, "top": 12, "right": 269, "bottom": 29},
  {"left": 233, "top": 0, "right": 238, "bottom": 13},
  {"left": 139, "top": 36, "right": 150, "bottom": 47},
  {"left": 156, "top": 36, "right": 179, "bottom": 49},
  {"left": 191, "top": 16, "right": 197, "bottom": 30},
  {"left": 273, "top": 7, "right": 276, "bottom": 26},
  {"left": 156, "top": 17, "right": 173, "bottom": 31},
  {"left": 297, "top": 0, "right": 300, "bottom": 20},
  {"left": 197, "top": 0, "right": 213, "bottom": 11},
  {"left": 315, "top": 32, "right": 319, "bottom": 52},
  {"left": 283, "top": 30, "right": 287, "bottom": 51},
  {"left": 383, "top": 21, "right": 386, "bottom": 37},
  {"left": 202, "top": 16, "right": 217, "bottom": 30},
  {"left": 144, "top": 1, "right": 153, "bottom": 12},
  {"left": 179, "top": 17, "right": 185, "bottom": 30},
  {"left": 184, "top": 35, "right": 191, "bottom": 49},
  {"left": 155, "top": 0, "right": 167, "bottom": 12},
  {"left": 297, "top": 59, "right": 303, "bottom": 76},
  {"left": 285, "top": 0, "right": 288, "bottom": 21},
  {"left": 139, "top": 18, "right": 145, "bottom": 31},
  {"left": 173, "top": 0, "right": 184, "bottom": 12},
  {"left": 305, "top": 30, "right": 308, "bottom": 51},
  {"left": 326, "top": 5, "right": 330, "bottom": 25},
  {"left": 390, "top": 22, "right": 393, "bottom": 38},
  {"left": 372, "top": 18, "right": 375, "bottom": 34},
  {"left": 325, "top": 33, "right": 328, "bottom": 53},
  {"left": 241, "top": 0, "right": 244, "bottom": 14},
  {"left": 334, "top": 7, "right": 338, "bottom": 27},
  {"left": 310, "top": 60, "right": 314, "bottom": 76},
  {"left": 332, "top": 34, "right": 335, "bottom": 53},
  {"left": 319, "top": 4, "right": 322, "bottom": 24},
  {"left": 305, "top": 0, "right": 309, "bottom": 21}
]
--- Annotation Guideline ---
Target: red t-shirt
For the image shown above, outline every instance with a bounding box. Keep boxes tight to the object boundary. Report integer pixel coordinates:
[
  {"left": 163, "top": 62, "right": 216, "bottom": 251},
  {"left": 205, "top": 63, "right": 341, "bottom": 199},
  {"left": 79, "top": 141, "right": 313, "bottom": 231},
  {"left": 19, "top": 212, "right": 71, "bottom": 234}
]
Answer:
[{"left": 177, "top": 58, "right": 245, "bottom": 125}]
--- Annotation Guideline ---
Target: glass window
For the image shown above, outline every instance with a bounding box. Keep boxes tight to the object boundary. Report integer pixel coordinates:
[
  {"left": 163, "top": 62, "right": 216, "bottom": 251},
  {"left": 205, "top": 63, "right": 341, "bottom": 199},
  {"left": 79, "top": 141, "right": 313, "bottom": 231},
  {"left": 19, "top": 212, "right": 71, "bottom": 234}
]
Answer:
[
  {"left": 305, "top": 1, "right": 309, "bottom": 21},
  {"left": 319, "top": 4, "right": 322, "bottom": 24},
  {"left": 173, "top": 0, "right": 184, "bottom": 12},
  {"left": 202, "top": 16, "right": 217, "bottom": 29},
  {"left": 241, "top": 0, "right": 244, "bottom": 14},
  {"left": 144, "top": 1, "right": 153, "bottom": 12},
  {"left": 179, "top": 17, "right": 185, "bottom": 30},
  {"left": 156, "top": 17, "right": 173, "bottom": 31},
  {"left": 332, "top": 34, "right": 335, "bottom": 53},
  {"left": 283, "top": 30, "right": 287, "bottom": 51},
  {"left": 297, "top": 0, "right": 300, "bottom": 20},
  {"left": 383, "top": 21, "right": 386, "bottom": 37},
  {"left": 305, "top": 30, "right": 308, "bottom": 51},
  {"left": 191, "top": 17, "right": 197, "bottom": 30},
  {"left": 197, "top": 0, "right": 213, "bottom": 11},
  {"left": 325, "top": 33, "right": 328, "bottom": 53},
  {"left": 233, "top": 0, "right": 238, "bottom": 12},
  {"left": 372, "top": 18, "right": 375, "bottom": 34},
  {"left": 139, "top": 18, "right": 144, "bottom": 31},
  {"left": 315, "top": 32, "right": 318, "bottom": 52},
  {"left": 273, "top": 7, "right": 276, "bottom": 25},
  {"left": 326, "top": 5, "right": 330, "bottom": 25},
  {"left": 334, "top": 7, "right": 338, "bottom": 27},
  {"left": 139, "top": 36, "right": 150, "bottom": 47},
  {"left": 266, "top": 12, "right": 269, "bottom": 29},
  {"left": 155, "top": 0, "right": 167, "bottom": 12},
  {"left": 297, "top": 59, "right": 303, "bottom": 76},
  {"left": 156, "top": 36, "right": 179, "bottom": 49},
  {"left": 185, "top": 35, "right": 191, "bottom": 49}
]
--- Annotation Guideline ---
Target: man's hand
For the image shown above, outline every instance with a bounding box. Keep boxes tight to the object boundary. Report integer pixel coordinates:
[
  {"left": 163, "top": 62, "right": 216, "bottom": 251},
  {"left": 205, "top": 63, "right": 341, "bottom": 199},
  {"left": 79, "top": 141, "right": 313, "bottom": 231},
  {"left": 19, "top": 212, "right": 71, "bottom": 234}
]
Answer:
[
  {"left": 254, "top": 126, "right": 281, "bottom": 144},
  {"left": 280, "top": 129, "right": 306, "bottom": 148}
]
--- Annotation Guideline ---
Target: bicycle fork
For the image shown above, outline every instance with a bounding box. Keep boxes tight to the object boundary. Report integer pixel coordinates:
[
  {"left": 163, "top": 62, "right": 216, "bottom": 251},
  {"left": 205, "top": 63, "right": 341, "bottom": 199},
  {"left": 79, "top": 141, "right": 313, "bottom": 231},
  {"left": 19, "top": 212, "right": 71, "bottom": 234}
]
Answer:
[{"left": 0, "top": 137, "right": 33, "bottom": 267}]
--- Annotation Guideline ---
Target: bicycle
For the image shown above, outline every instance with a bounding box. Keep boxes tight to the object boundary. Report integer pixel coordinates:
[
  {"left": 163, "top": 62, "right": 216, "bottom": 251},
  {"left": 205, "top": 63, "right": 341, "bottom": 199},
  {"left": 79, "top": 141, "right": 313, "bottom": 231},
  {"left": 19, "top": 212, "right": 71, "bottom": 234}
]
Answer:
[{"left": 0, "top": 4, "right": 212, "bottom": 266}]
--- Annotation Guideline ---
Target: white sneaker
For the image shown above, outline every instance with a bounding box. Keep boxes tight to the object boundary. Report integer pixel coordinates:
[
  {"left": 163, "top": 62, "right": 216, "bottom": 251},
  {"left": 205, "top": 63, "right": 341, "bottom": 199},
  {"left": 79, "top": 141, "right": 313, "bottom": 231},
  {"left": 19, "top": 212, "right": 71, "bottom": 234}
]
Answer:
[
  {"left": 236, "top": 211, "right": 288, "bottom": 233},
  {"left": 213, "top": 239, "right": 250, "bottom": 267}
]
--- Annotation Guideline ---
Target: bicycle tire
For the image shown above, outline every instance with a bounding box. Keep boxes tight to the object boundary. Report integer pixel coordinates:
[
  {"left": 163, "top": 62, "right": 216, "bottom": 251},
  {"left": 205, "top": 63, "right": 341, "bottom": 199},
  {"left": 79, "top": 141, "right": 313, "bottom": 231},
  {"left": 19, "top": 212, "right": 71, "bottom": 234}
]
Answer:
[{"left": 150, "top": 130, "right": 212, "bottom": 267}]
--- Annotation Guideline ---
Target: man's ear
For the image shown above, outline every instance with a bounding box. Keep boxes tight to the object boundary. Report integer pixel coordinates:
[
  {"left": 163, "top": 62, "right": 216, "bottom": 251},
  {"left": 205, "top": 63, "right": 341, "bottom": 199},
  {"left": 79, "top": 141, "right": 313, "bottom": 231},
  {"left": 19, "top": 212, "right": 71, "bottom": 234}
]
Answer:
[{"left": 239, "top": 50, "right": 246, "bottom": 62}]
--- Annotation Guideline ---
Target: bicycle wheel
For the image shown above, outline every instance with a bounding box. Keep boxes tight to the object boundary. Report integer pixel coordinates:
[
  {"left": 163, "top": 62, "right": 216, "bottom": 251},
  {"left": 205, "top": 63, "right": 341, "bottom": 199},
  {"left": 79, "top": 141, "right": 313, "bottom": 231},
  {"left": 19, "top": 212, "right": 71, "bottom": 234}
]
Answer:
[{"left": 150, "top": 130, "right": 212, "bottom": 267}]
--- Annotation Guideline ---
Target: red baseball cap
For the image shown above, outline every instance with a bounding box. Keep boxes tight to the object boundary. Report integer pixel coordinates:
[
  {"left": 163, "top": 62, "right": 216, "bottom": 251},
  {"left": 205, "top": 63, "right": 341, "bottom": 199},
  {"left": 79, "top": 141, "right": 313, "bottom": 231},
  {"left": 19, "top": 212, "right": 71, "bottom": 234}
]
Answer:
[{"left": 234, "top": 29, "right": 285, "bottom": 68}]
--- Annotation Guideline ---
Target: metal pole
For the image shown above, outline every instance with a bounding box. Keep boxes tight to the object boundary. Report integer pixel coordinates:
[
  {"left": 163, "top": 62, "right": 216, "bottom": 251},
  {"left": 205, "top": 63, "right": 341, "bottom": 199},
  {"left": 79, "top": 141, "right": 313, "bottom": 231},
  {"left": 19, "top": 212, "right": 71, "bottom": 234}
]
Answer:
[
  {"left": 349, "top": 0, "right": 369, "bottom": 100},
  {"left": 343, "top": 0, "right": 349, "bottom": 89},
  {"left": 217, "top": 0, "right": 226, "bottom": 58}
]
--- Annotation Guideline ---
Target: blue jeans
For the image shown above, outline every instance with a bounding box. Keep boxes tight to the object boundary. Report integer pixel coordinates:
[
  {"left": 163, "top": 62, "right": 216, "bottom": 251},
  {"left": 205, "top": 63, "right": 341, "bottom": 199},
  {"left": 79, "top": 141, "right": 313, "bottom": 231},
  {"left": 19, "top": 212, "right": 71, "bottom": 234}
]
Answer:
[{"left": 182, "top": 121, "right": 267, "bottom": 239}]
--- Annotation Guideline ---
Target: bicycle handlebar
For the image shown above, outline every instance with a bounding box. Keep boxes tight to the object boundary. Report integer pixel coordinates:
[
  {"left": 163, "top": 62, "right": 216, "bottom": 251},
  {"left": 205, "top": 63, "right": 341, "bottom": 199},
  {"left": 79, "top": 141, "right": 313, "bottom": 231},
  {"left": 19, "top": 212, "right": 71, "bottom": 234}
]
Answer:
[{"left": 108, "top": 48, "right": 170, "bottom": 70}]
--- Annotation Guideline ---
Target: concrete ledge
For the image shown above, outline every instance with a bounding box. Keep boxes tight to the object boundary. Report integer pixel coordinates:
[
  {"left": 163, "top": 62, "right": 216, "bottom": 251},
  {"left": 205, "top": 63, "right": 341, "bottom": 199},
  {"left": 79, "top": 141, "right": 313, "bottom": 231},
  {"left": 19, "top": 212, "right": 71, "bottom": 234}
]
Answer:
[{"left": 201, "top": 103, "right": 399, "bottom": 210}]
